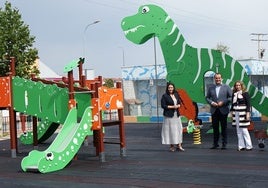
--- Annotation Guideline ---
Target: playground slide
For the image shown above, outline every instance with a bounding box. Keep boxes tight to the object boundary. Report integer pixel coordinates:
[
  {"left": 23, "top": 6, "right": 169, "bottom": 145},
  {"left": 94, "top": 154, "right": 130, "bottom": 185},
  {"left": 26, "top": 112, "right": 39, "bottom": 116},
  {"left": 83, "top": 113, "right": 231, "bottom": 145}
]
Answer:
[
  {"left": 20, "top": 120, "right": 60, "bottom": 145},
  {"left": 21, "top": 107, "right": 93, "bottom": 173}
]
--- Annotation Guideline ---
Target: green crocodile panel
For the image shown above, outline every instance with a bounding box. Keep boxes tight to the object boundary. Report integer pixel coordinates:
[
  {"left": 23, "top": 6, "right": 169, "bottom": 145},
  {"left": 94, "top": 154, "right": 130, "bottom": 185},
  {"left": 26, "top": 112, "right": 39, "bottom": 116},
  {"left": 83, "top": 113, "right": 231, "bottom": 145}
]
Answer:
[
  {"left": 12, "top": 76, "right": 69, "bottom": 123},
  {"left": 121, "top": 4, "right": 268, "bottom": 116},
  {"left": 75, "top": 92, "right": 91, "bottom": 118},
  {"left": 12, "top": 77, "right": 28, "bottom": 112},
  {"left": 12, "top": 76, "right": 92, "bottom": 144}
]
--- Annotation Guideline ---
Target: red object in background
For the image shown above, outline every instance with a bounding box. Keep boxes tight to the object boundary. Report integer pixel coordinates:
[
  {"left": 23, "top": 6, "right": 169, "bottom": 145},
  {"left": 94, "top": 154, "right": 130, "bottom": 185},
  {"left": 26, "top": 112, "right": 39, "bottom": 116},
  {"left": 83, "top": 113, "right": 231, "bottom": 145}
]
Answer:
[
  {"left": 0, "top": 77, "right": 11, "bottom": 107},
  {"left": 20, "top": 114, "right": 26, "bottom": 133},
  {"left": 177, "top": 89, "right": 201, "bottom": 125}
]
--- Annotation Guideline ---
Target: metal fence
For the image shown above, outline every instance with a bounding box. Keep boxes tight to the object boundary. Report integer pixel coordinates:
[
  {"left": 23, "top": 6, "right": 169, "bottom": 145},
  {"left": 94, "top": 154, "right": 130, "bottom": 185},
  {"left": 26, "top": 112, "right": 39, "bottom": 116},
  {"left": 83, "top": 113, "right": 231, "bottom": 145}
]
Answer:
[
  {"left": 1, "top": 115, "right": 33, "bottom": 136},
  {"left": 102, "top": 110, "right": 119, "bottom": 121},
  {"left": 0, "top": 110, "right": 119, "bottom": 137}
]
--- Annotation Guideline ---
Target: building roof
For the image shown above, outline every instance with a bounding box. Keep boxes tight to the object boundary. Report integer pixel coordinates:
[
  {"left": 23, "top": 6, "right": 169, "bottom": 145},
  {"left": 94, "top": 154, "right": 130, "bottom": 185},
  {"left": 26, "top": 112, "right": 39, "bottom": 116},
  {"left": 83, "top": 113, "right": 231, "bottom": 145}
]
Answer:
[
  {"left": 37, "top": 59, "right": 61, "bottom": 79},
  {"left": 238, "top": 58, "right": 268, "bottom": 75}
]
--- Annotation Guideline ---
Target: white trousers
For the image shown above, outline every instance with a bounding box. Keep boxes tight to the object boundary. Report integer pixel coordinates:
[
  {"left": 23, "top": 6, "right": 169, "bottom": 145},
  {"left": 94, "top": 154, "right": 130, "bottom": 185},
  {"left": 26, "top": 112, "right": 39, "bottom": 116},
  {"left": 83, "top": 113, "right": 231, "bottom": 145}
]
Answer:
[{"left": 235, "top": 112, "right": 253, "bottom": 149}]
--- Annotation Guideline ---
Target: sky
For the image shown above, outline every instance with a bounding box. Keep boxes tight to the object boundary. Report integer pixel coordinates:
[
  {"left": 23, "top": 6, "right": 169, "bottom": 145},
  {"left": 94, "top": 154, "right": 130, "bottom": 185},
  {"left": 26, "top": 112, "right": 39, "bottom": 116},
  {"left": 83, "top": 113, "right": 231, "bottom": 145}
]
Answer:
[{"left": 2, "top": 0, "right": 268, "bottom": 78}]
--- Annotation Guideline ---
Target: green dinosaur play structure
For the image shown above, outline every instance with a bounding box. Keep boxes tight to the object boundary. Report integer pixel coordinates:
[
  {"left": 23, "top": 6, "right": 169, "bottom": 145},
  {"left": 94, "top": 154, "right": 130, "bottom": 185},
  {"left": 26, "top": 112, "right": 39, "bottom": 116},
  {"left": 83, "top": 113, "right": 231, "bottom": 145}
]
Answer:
[
  {"left": 0, "top": 58, "right": 125, "bottom": 173},
  {"left": 11, "top": 65, "right": 92, "bottom": 173},
  {"left": 121, "top": 4, "right": 268, "bottom": 116}
]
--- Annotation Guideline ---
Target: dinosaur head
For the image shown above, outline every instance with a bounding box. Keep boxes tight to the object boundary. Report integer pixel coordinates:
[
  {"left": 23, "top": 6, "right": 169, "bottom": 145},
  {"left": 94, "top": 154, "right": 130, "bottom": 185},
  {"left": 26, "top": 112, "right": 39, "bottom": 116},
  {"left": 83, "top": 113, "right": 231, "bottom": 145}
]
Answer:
[{"left": 121, "top": 4, "right": 172, "bottom": 44}]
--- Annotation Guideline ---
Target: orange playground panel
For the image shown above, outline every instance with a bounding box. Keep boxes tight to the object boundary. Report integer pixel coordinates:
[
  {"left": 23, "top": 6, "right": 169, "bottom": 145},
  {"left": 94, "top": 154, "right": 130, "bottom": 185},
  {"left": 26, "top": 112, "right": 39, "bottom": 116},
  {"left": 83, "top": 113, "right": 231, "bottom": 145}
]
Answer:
[
  {"left": 98, "top": 86, "right": 123, "bottom": 111},
  {"left": 0, "top": 76, "right": 11, "bottom": 107}
]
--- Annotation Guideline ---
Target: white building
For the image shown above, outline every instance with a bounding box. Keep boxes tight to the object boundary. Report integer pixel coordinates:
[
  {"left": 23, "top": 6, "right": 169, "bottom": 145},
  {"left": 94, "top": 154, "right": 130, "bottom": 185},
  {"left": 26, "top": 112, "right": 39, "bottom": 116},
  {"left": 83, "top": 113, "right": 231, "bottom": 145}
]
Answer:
[{"left": 121, "top": 59, "right": 268, "bottom": 123}]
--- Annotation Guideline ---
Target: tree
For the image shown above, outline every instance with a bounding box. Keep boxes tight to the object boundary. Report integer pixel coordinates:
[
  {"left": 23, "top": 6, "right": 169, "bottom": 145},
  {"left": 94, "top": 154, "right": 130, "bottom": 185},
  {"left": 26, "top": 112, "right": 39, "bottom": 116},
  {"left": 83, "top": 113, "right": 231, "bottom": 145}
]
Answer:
[
  {"left": 103, "top": 78, "right": 115, "bottom": 88},
  {"left": 215, "top": 42, "right": 229, "bottom": 54},
  {"left": 0, "top": 1, "right": 39, "bottom": 78}
]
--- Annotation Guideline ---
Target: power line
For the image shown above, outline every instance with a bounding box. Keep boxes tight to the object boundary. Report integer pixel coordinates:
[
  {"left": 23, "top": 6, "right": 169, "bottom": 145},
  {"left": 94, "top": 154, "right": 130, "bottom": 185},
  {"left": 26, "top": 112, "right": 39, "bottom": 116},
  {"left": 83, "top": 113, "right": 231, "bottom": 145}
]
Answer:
[{"left": 251, "top": 33, "right": 268, "bottom": 59}]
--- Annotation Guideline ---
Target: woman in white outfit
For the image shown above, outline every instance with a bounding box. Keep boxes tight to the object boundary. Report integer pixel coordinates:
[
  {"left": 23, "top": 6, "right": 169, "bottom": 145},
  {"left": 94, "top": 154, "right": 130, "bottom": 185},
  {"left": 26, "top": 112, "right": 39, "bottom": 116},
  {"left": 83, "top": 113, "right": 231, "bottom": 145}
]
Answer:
[
  {"left": 161, "top": 82, "right": 184, "bottom": 152},
  {"left": 231, "top": 81, "right": 253, "bottom": 151}
]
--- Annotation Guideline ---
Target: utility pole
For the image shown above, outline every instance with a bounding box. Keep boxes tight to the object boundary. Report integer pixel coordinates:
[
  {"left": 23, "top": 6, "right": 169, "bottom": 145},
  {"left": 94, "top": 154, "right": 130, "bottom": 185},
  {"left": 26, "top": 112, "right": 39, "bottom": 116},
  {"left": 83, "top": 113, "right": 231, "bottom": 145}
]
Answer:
[
  {"left": 118, "top": 47, "right": 125, "bottom": 66},
  {"left": 251, "top": 33, "right": 268, "bottom": 59}
]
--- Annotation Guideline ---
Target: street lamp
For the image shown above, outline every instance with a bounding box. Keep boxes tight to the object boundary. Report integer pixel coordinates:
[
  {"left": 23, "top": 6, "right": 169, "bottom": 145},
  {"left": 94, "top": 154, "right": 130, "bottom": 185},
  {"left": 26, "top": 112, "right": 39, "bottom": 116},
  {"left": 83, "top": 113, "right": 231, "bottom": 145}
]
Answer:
[
  {"left": 83, "top": 20, "right": 100, "bottom": 58},
  {"left": 118, "top": 47, "right": 125, "bottom": 66},
  {"left": 215, "top": 63, "right": 219, "bottom": 73},
  {"left": 153, "top": 35, "right": 160, "bottom": 126}
]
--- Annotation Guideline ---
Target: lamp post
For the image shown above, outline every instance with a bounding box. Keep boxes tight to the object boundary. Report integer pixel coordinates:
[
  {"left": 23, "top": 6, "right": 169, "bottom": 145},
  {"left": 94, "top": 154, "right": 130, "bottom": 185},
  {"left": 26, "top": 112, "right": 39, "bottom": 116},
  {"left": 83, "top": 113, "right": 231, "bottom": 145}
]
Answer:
[
  {"left": 215, "top": 63, "right": 219, "bottom": 73},
  {"left": 83, "top": 20, "right": 100, "bottom": 58},
  {"left": 153, "top": 36, "right": 160, "bottom": 126},
  {"left": 118, "top": 47, "right": 125, "bottom": 66}
]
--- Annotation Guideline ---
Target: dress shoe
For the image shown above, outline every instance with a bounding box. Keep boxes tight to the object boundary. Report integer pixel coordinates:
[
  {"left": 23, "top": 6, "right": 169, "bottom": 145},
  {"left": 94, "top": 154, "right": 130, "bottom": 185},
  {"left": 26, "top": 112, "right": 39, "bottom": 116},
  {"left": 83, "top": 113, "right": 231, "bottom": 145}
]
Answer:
[
  {"left": 210, "top": 145, "right": 219, "bottom": 149},
  {"left": 246, "top": 148, "right": 253, "bottom": 151},
  {"left": 169, "top": 147, "right": 176, "bottom": 152},
  {"left": 237, "top": 148, "right": 245, "bottom": 151},
  {"left": 177, "top": 146, "right": 185, "bottom": 152}
]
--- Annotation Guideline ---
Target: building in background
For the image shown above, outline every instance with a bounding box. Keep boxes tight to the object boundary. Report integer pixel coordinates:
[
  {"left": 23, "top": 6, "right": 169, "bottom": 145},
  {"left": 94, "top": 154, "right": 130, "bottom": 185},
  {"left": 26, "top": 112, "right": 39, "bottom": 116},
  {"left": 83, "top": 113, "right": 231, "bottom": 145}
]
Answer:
[
  {"left": 121, "top": 59, "right": 268, "bottom": 123},
  {"left": 36, "top": 59, "right": 62, "bottom": 80}
]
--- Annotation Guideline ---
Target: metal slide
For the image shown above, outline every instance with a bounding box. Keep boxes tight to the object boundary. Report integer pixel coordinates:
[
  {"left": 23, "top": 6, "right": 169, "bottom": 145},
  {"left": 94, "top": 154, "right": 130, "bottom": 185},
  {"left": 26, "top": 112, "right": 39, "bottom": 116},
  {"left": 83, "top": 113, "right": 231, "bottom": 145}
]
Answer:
[{"left": 21, "top": 107, "right": 93, "bottom": 173}]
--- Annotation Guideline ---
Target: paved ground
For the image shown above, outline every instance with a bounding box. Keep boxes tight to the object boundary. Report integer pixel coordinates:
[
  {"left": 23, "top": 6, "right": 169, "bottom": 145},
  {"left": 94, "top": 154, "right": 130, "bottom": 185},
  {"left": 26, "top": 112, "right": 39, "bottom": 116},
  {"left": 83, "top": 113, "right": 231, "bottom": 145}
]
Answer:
[{"left": 0, "top": 122, "right": 268, "bottom": 188}]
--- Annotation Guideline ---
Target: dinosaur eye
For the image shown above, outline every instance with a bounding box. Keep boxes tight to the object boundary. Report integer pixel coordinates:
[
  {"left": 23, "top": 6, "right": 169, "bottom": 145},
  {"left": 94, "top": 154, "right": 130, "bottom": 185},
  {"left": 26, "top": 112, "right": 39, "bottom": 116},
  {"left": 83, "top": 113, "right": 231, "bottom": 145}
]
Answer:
[
  {"left": 46, "top": 152, "right": 54, "bottom": 161},
  {"left": 141, "top": 6, "right": 150, "bottom": 14}
]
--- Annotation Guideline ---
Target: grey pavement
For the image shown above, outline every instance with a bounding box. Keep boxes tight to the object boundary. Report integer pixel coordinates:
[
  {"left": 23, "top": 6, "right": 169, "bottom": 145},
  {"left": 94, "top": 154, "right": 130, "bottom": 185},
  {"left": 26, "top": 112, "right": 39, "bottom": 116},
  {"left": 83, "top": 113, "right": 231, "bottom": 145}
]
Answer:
[{"left": 0, "top": 122, "right": 268, "bottom": 188}]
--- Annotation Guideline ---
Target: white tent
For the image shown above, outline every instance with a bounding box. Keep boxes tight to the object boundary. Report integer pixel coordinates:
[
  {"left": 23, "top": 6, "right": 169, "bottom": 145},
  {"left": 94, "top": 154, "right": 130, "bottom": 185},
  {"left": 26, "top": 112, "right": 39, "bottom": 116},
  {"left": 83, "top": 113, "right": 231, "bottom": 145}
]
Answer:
[{"left": 36, "top": 59, "right": 61, "bottom": 79}]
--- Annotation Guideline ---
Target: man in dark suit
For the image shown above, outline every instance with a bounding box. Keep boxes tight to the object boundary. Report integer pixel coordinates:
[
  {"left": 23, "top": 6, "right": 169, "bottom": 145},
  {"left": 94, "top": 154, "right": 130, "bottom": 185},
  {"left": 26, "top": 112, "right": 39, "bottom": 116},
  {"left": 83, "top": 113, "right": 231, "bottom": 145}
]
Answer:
[{"left": 206, "top": 73, "right": 232, "bottom": 149}]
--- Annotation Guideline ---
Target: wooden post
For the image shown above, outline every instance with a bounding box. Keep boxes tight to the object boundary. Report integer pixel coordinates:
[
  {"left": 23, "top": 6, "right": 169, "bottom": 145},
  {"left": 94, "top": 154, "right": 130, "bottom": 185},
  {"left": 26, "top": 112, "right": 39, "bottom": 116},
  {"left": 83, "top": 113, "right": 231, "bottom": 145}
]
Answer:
[
  {"left": 32, "top": 116, "right": 38, "bottom": 149},
  {"left": 78, "top": 58, "right": 84, "bottom": 87},
  {"left": 20, "top": 114, "right": 26, "bottom": 133},
  {"left": 116, "top": 82, "right": 126, "bottom": 157},
  {"left": 92, "top": 76, "right": 105, "bottom": 162},
  {"left": 9, "top": 57, "right": 17, "bottom": 158},
  {"left": 67, "top": 71, "right": 76, "bottom": 109}
]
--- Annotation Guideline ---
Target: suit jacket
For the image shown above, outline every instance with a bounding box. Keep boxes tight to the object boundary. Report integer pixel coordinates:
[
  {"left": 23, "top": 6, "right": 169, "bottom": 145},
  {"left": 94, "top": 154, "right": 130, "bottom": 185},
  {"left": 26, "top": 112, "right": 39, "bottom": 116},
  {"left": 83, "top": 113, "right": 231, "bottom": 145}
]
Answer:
[
  {"left": 206, "top": 84, "right": 232, "bottom": 115},
  {"left": 161, "top": 92, "right": 181, "bottom": 117}
]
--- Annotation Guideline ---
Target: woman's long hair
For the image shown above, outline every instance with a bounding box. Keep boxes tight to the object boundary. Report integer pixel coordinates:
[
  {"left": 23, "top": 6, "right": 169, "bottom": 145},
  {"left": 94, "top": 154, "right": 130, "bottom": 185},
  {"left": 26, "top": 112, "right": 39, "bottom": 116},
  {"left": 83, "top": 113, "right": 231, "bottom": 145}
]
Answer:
[
  {"left": 233, "top": 80, "right": 246, "bottom": 93},
  {"left": 165, "top": 82, "right": 176, "bottom": 94}
]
